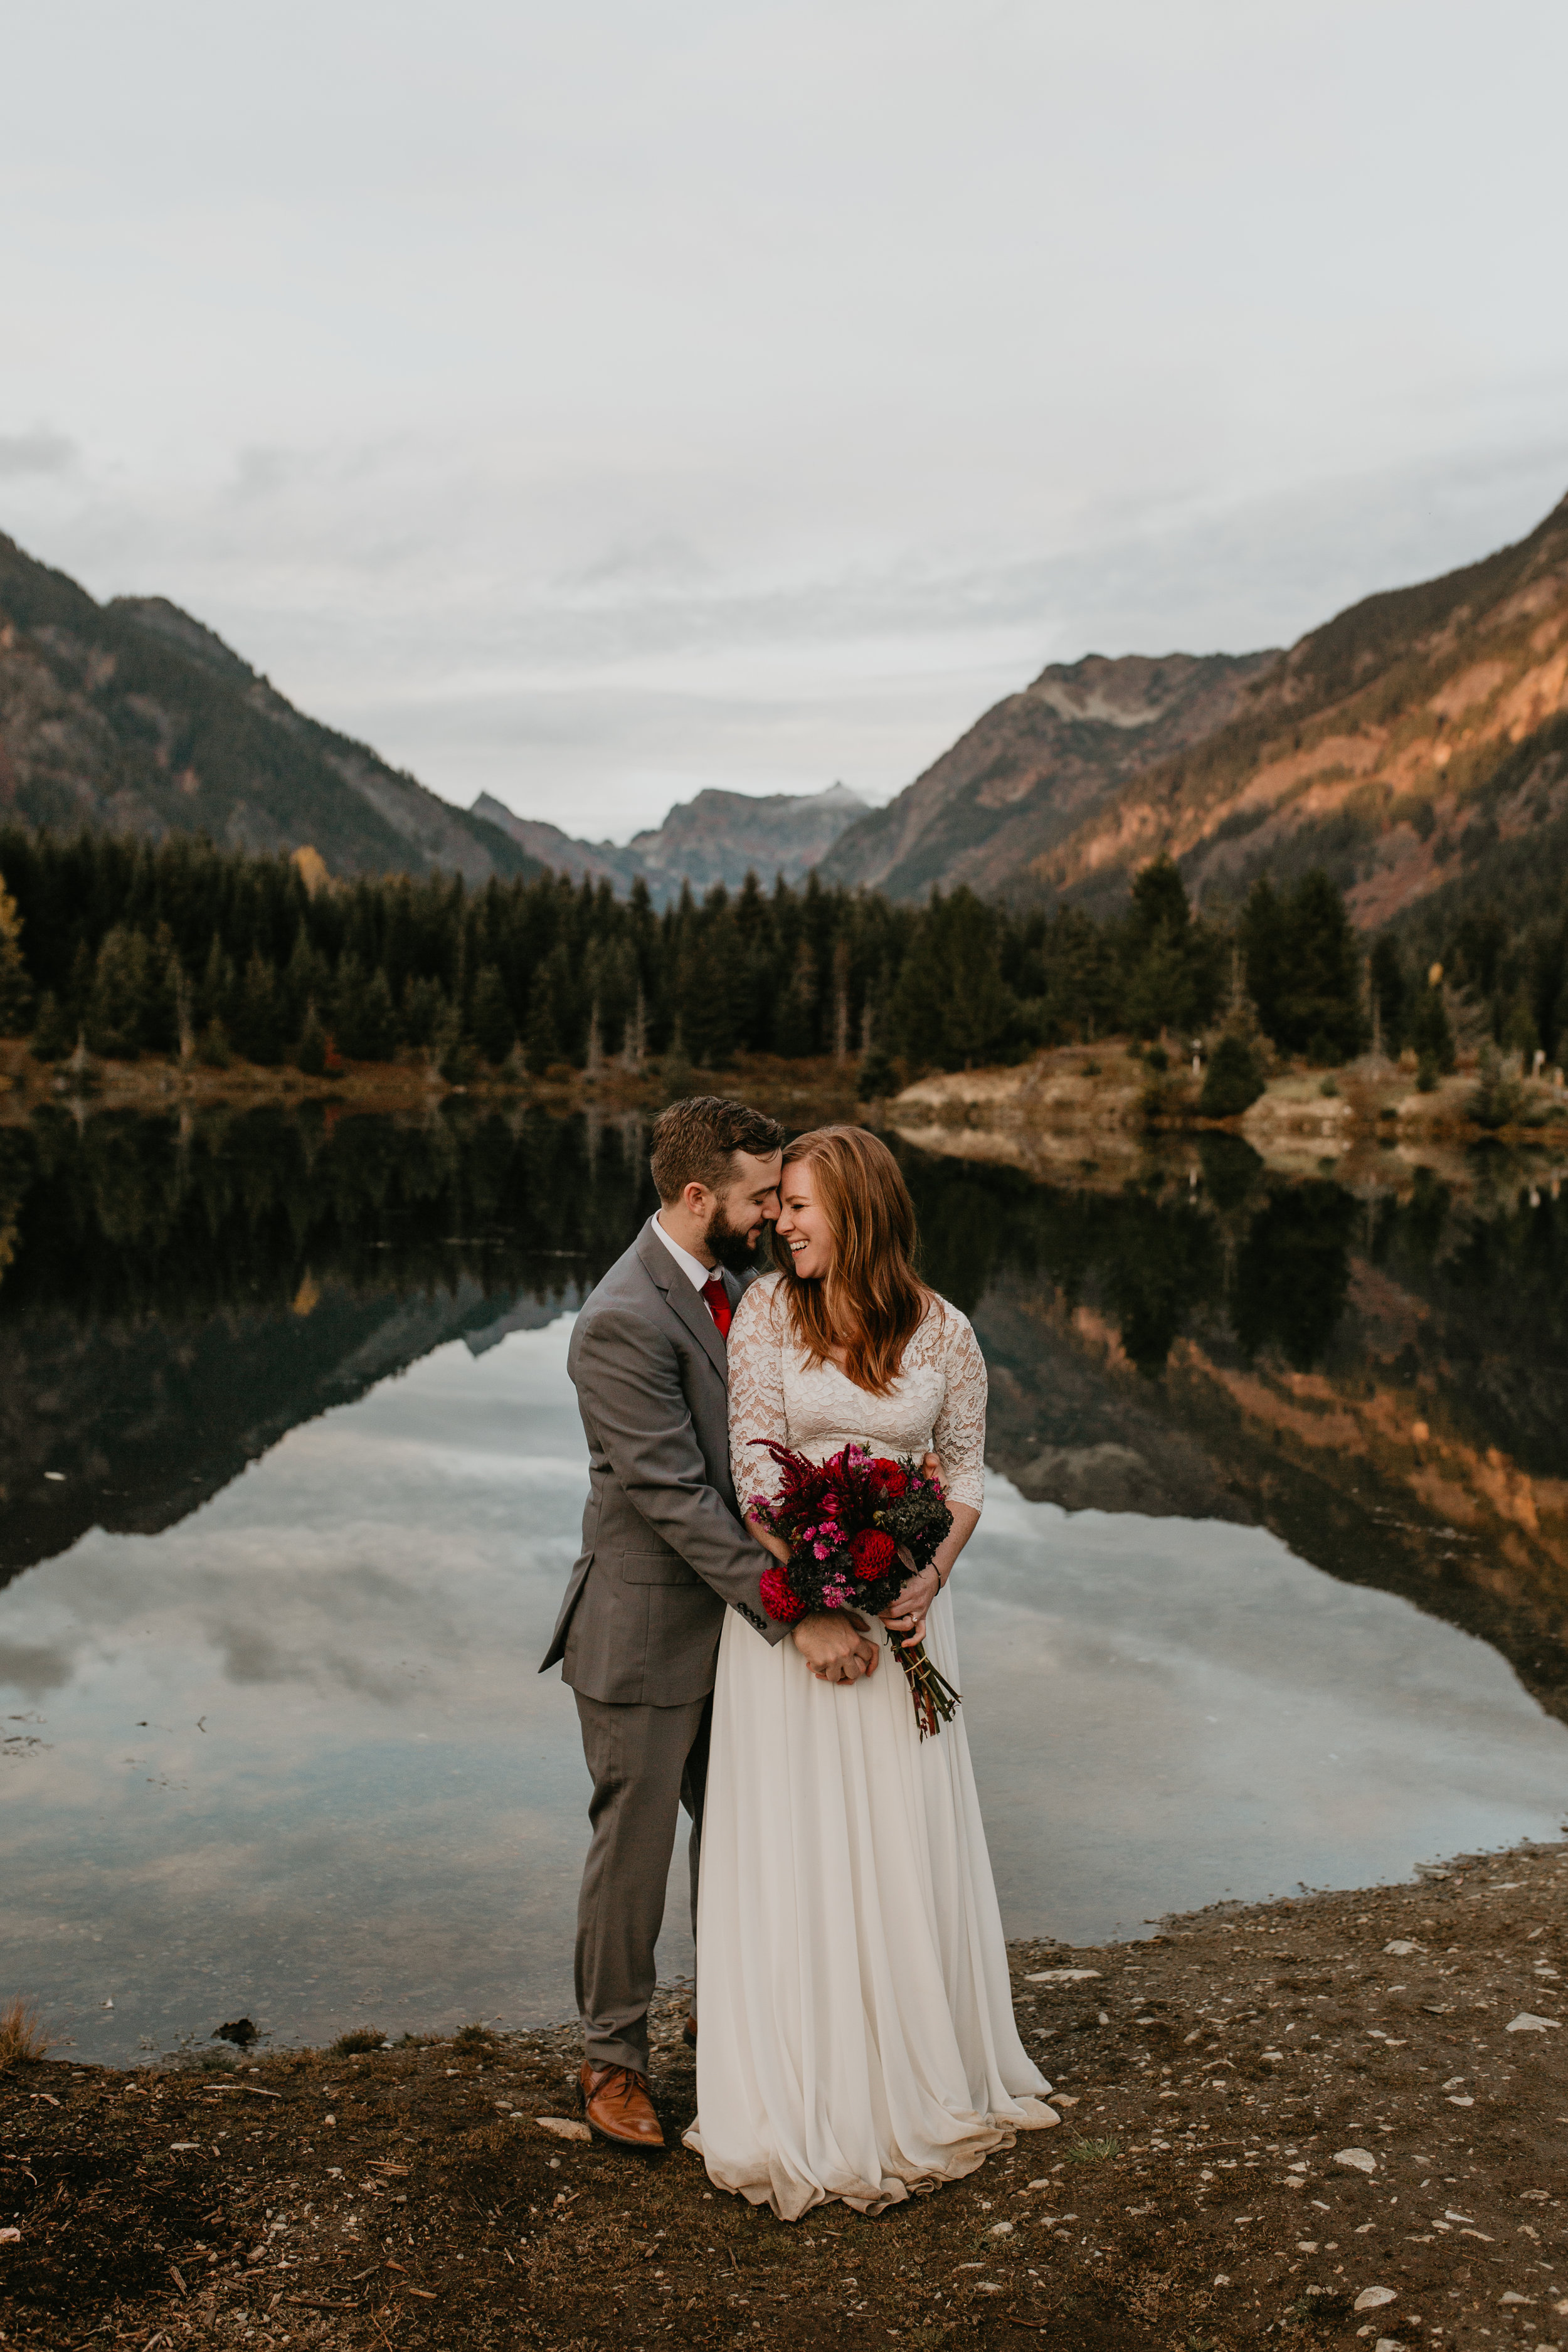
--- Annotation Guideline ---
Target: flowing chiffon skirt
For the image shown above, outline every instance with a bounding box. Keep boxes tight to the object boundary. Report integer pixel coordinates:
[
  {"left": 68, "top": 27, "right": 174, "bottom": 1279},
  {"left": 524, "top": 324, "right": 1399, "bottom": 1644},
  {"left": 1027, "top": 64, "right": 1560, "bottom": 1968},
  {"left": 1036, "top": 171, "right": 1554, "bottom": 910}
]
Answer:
[{"left": 683, "top": 1587, "right": 1057, "bottom": 2218}]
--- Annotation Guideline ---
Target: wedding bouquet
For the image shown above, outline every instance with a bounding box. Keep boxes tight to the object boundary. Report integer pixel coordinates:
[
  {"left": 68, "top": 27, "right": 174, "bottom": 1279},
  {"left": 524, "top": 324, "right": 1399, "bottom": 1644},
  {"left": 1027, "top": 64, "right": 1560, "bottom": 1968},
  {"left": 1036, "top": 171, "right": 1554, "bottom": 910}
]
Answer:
[{"left": 746, "top": 1440, "right": 961, "bottom": 1738}]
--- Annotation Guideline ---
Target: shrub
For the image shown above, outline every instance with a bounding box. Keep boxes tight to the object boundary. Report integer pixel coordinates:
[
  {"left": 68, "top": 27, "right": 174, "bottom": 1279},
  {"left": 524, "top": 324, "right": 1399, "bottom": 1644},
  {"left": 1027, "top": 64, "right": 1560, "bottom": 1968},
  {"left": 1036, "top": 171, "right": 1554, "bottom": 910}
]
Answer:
[
  {"left": 330, "top": 2026, "right": 386, "bottom": 2056},
  {"left": 0, "top": 1997, "right": 48, "bottom": 2069}
]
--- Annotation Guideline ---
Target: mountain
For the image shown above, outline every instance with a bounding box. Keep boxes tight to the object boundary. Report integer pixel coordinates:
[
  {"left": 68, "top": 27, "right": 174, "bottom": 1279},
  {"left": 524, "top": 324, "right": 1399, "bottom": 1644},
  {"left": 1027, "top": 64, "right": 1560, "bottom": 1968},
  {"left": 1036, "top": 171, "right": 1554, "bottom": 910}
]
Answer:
[
  {"left": 1037, "top": 490, "right": 1568, "bottom": 923},
  {"left": 0, "top": 533, "right": 541, "bottom": 882},
  {"left": 472, "top": 780, "right": 869, "bottom": 907},
  {"left": 817, "top": 652, "right": 1278, "bottom": 903}
]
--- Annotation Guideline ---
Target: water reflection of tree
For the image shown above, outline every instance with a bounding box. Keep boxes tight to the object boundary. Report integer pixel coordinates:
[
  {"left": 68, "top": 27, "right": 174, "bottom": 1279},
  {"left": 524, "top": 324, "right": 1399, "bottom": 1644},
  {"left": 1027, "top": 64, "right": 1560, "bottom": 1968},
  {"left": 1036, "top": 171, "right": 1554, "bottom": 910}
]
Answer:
[
  {"left": 899, "top": 1142, "right": 1345, "bottom": 1375},
  {"left": 899, "top": 1133, "right": 1568, "bottom": 1416},
  {"left": 1229, "top": 1184, "right": 1357, "bottom": 1372},
  {"left": 0, "top": 1105, "right": 659, "bottom": 1328}
]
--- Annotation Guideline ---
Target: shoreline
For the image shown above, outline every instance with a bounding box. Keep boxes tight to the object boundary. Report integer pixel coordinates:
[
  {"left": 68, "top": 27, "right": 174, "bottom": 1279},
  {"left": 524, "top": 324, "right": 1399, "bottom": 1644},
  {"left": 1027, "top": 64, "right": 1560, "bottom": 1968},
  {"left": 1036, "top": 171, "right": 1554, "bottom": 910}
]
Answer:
[
  {"left": 6, "top": 1839, "right": 1565, "bottom": 2349},
  {"left": 0, "top": 1039, "right": 869, "bottom": 1128},
  {"left": 6, "top": 1037, "right": 1567, "bottom": 1165}
]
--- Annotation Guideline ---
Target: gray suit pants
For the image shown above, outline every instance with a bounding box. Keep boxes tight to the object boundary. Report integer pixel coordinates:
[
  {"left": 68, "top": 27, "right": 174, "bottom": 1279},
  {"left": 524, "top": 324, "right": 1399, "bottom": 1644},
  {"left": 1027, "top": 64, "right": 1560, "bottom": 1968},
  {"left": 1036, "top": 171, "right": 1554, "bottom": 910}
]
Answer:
[{"left": 573, "top": 1689, "right": 711, "bottom": 2075}]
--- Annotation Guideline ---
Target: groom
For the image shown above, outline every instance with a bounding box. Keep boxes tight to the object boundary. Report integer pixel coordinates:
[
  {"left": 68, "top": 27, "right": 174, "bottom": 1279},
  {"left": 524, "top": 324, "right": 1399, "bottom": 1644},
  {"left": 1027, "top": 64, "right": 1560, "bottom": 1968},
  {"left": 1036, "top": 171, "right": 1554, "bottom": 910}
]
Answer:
[{"left": 541, "top": 1095, "right": 879, "bottom": 2151}]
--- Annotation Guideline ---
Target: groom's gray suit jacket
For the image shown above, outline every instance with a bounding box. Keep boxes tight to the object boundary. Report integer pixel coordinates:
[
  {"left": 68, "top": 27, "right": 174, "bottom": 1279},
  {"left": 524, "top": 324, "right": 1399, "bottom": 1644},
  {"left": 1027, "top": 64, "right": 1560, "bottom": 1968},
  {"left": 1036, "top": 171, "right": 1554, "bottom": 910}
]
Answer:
[{"left": 541, "top": 1219, "right": 788, "bottom": 1706}]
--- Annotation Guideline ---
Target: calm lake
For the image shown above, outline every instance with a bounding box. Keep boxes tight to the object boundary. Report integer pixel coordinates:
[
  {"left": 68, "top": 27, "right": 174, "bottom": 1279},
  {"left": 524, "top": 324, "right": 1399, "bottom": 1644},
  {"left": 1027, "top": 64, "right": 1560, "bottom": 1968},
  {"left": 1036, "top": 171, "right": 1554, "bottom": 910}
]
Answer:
[{"left": 3, "top": 1102, "right": 1567, "bottom": 2065}]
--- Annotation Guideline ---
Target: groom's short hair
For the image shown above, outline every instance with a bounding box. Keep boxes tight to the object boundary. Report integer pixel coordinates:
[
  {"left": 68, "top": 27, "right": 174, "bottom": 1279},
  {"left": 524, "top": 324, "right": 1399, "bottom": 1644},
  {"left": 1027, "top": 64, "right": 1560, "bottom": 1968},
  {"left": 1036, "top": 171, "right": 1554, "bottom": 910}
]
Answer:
[{"left": 651, "top": 1096, "right": 787, "bottom": 1202}]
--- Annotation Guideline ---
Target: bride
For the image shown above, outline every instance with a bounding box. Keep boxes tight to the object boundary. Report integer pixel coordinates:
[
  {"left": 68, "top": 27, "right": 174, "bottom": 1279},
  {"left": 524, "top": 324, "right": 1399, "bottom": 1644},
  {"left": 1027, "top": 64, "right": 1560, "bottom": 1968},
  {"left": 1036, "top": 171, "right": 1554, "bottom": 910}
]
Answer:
[{"left": 684, "top": 1125, "right": 1057, "bottom": 2218}]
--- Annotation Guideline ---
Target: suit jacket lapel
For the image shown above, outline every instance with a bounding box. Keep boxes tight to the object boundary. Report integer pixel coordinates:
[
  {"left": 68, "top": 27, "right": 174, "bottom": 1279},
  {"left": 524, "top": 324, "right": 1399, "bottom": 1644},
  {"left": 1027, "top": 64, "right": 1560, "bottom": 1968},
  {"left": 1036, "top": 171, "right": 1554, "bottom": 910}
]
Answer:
[{"left": 635, "top": 1219, "right": 728, "bottom": 1382}]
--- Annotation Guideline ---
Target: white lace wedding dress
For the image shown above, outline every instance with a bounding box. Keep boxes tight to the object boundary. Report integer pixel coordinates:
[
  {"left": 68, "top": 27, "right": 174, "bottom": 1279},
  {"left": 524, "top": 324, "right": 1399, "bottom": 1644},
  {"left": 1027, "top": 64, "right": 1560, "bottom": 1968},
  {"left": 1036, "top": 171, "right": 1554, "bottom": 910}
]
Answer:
[{"left": 682, "top": 1273, "right": 1057, "bottom": 2219}]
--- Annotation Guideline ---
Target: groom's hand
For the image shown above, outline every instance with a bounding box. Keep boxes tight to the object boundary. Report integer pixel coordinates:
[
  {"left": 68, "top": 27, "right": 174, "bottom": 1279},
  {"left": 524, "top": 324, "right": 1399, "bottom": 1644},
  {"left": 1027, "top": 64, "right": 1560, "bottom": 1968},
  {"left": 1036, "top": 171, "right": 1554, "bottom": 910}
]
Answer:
[{"left": 793, "top": 1610, "right": 880, "bottom": 1683}]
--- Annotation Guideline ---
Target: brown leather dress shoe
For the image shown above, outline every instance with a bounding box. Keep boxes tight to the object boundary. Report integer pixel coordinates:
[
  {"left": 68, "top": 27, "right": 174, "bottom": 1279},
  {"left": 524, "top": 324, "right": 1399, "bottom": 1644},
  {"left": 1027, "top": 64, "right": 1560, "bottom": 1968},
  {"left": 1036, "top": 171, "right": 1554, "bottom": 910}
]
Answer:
[
  {"left": 579, "top": 2060, "right": 665, "bottom": 2151},
  {"left": 681, "top": 2011, "right": 697, "bottom": 2050}
]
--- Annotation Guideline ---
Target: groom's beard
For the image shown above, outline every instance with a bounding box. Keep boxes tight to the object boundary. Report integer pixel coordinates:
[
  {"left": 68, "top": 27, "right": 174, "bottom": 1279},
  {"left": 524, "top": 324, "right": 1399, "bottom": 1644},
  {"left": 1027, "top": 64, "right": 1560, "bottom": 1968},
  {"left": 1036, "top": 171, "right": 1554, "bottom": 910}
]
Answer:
[{"left": 704, "top": 1206, "right": 761, "bottom": 1275}]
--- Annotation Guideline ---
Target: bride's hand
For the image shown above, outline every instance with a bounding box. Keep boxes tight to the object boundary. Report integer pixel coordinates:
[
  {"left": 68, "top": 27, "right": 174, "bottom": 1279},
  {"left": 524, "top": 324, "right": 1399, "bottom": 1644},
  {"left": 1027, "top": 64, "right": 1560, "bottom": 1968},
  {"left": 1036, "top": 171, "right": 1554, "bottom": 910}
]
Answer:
[
  {"left": 746, "top": 1515, "right": 791, "bottom": 1564},
  {"left": 879, "top": 1562, "right": 940, "bottom": 1649}
]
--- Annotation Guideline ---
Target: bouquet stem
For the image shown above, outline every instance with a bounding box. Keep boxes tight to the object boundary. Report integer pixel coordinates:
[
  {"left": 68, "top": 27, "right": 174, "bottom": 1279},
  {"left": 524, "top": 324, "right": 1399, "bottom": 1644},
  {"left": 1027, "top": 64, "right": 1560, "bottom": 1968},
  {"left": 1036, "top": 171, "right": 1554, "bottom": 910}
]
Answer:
[{"left": 894, "top": 1637, "right": 961, "bottom": 1740}]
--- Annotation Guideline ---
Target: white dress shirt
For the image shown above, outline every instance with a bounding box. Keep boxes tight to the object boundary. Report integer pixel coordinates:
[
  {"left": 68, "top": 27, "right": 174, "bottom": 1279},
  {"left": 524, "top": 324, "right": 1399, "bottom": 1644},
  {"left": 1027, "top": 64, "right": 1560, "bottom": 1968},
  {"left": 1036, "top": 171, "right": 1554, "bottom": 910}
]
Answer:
[{"left": 652, "top": 1210, "right": 717, "bottom": 1293}]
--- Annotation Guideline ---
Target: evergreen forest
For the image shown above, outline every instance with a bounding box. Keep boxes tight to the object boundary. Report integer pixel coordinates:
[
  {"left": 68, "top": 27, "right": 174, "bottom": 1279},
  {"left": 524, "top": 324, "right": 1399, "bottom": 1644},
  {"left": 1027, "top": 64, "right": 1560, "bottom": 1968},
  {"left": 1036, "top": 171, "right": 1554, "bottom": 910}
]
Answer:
[{"left": 0, "top": 820, "right": 1556, "bottom": 1082}]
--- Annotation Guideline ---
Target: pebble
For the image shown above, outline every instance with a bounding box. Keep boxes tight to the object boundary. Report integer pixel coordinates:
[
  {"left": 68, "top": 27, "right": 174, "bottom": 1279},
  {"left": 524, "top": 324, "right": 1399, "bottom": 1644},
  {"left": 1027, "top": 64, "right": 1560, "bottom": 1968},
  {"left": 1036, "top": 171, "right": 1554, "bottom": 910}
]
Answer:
[
  {"left": 1024, "top": 1968, "right": 1101, "bottom": 1984},
  {"left": 1335, "top": 2148, "right": 1377, "bottom": 2173},
  {"left": 1383, "top": 1940, "right": 1421, "bottom": 1956},
  {"left": 534, "top": 2116, "right": 591, "bottom": 2142},
  {"left": 1355, "top": 2286, "right": 1397, "bottom": 2311},
  {"left": 1505, "top": 2013, "right": 1560, "bottom": 2033}
]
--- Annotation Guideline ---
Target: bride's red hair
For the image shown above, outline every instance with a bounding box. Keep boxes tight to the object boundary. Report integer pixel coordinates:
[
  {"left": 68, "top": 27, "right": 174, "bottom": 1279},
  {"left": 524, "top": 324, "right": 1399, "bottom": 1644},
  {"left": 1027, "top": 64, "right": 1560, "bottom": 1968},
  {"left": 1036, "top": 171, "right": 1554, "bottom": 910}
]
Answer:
[{"left": 773, "top": 1126, "right": 930, "bottom": 1397}]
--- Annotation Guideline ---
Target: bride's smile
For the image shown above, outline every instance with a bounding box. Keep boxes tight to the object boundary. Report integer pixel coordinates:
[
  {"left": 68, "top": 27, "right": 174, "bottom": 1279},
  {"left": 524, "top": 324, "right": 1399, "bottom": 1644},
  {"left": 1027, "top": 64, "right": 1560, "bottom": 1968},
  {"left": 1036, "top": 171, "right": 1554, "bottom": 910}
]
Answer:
[{"left": 773, "top": 1162, "right": 832, "bottom": 1279}]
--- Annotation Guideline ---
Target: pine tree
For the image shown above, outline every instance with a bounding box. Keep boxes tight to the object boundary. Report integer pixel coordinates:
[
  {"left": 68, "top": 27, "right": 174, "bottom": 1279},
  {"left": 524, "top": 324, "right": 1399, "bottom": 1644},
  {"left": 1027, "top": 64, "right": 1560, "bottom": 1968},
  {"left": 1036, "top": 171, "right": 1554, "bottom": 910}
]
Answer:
[
  {"left": 198, "top": 1017, "right": 233, "bottom": 1068},
  {"left": 400, "top": 974, "right": 447, "bottom": 1049},
  {"left": 334, "top": 955, "right": 397, "bottom": 1061},
  {"left": 470, "top": 963, "right": 516, "bottom": 1064},
  {"left": 296, "top": 1005, "right": 328, "bottom": 1076},
  {"left": 233, "top": 951, "right": 283, "bottom": 1065},
  {"left": 87, "top": 925, "right": 156, "bottom": 1058},
  {"left": 1198, "top": 1032, "right": 1264, "bottom": 1118},
  {"left": 29, "top": 990, "right": 75, "bottom": 1061},
  {"left": 0, "top": 876, "right": 34, "bottom": 1036},
  {"left": 620, "top": 982, "right": 647, "bottom": 1071},
  {"left": 1243, "top": 871, "right": 1364, "bottom": 1061},
  {"left": 524, "top": 972, "right": 561, "bottom": 1074},
  {"left": 199, "top": 934, "right": 237, "bottom": 1033},
  {"left": 1369, "top": 934, "right": 1408, "bottom": 1056}
]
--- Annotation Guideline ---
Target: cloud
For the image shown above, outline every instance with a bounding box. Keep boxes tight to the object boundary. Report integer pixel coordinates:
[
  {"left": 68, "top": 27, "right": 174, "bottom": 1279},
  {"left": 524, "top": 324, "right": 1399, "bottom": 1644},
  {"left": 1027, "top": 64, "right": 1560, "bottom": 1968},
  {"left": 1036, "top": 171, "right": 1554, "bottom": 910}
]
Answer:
[
  {"left": 0, "top": 1640, "right": 75, "bottom": 1696},
  {"left": 3, "top": 0, "right": 1565, "bottom": 837},
  {"left": 0, "top": 429, "right": 77, "bottom": 479}
]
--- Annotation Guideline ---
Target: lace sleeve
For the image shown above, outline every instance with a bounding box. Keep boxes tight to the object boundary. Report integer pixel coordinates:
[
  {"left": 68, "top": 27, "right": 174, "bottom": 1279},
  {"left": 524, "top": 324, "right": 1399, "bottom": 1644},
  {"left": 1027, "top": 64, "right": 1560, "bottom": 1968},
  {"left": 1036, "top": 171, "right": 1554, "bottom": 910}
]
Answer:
[
  {"left": 931, "top": 1301, "right": 987, "bottom": 1512},
  {"left": 728, "top": 1275, "right": 790, "bottom": 1519}
]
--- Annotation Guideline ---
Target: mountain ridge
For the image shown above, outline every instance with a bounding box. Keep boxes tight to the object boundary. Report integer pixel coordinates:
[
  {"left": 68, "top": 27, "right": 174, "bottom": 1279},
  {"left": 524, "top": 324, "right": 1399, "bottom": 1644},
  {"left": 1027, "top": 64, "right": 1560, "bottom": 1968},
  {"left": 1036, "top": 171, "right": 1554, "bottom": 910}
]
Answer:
[
  {"left": 0, "top": 532, "right": 540, "bottom": 882},
  {"left": 817, "top": 648, "right": 1278, "bottom": 902},
  {"left": 1035, "top": 490, "right": 1568, "bottom": 923},
  {"left": 472, "top": 780, "right": 868, "bottom": 907}
]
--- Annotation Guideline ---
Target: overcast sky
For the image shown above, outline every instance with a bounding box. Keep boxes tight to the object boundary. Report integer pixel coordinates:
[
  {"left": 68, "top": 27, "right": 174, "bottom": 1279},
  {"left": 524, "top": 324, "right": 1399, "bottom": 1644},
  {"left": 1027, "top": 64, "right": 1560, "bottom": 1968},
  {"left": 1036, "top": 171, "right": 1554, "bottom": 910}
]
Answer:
[{"left": 5, "top": 0, "right": 1566, "bottom": 842}]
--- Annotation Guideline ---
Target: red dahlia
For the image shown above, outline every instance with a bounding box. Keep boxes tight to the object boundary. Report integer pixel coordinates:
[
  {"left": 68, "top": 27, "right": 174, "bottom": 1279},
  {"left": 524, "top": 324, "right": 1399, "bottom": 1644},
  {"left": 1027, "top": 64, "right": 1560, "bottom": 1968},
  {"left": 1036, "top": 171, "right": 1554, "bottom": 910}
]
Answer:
[
  {"left": 849, "top": 1528, "right": 897, "bottom": 1582},
  {"left": 759, "top": 1565, "right": 808, "bottom": 1624},
  {"left": 868, "top": 1458, "right": 908, "bottom": 1497}
]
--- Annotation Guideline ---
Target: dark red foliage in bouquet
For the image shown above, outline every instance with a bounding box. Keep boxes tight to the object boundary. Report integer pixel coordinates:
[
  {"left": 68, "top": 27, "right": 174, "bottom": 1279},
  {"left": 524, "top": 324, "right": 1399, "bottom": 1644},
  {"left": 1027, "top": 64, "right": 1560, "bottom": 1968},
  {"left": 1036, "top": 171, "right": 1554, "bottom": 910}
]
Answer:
[{"left": 746, "top": 1441, "right": 961, "bottom": 1737}]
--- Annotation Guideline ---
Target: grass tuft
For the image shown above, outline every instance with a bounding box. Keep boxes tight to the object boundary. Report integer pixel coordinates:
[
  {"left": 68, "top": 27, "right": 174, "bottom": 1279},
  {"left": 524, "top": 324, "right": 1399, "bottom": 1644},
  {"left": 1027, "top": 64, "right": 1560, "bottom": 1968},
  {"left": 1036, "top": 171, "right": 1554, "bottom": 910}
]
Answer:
[
  {"left": 453, "top": 2021, "right": 499, "bottom": 2052},
  {"left": 0, "top": 1997, "right": 49, "bottom": 2069},
  {"left": 1064, "top": 2133, "right": 1121, "bottom": 2163},
  {"left": 329, "top": 2025, "right": 386, "bottom": 2056}
]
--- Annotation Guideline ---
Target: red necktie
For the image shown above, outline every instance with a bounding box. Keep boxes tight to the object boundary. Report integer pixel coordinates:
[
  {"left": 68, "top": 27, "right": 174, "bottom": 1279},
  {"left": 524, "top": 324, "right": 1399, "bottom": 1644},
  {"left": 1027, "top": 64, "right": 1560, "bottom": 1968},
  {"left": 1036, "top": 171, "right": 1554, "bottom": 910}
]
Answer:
[{"left": 701, "top": 1276, "right": 733, "bottom": 1338}]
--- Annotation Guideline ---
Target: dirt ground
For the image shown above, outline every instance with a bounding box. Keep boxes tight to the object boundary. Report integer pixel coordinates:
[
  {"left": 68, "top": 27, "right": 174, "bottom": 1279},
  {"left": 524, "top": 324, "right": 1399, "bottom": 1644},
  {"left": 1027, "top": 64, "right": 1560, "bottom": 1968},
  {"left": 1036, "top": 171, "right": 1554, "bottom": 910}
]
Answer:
[{"left": 4, "top": 1841, "right": 1565, "bottom": 2352}]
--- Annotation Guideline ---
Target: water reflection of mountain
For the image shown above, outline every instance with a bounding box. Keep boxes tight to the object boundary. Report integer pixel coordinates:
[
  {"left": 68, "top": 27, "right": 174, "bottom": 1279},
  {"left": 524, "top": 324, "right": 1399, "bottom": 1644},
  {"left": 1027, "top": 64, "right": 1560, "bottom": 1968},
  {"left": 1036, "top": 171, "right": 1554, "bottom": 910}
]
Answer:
[
  {"left": 900, "top": 1137, "right": 1568, "bottom": 1725},
  {"left": 4, "top": 1105, "right": 1567, "bottom": 1727},
  {"left": 0, "top": 1104, "right": 652, "bottom": 1587}
]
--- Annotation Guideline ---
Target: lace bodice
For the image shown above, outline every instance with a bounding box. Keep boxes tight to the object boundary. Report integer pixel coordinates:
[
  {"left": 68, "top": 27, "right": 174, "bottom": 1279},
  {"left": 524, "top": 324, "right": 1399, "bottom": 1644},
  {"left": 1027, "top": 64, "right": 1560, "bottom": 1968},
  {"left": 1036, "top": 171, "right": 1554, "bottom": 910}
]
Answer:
[{"left": 728, "top": 1273, "right": 987, "bottom": 1519}]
